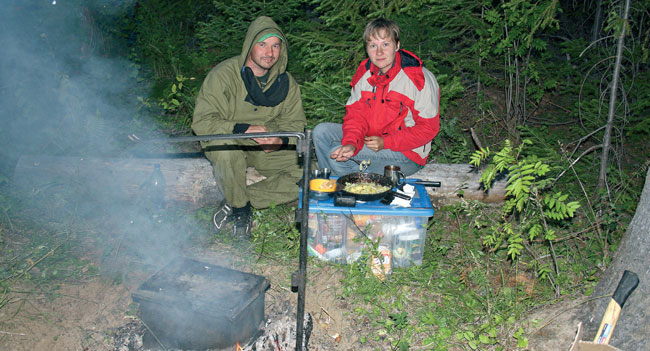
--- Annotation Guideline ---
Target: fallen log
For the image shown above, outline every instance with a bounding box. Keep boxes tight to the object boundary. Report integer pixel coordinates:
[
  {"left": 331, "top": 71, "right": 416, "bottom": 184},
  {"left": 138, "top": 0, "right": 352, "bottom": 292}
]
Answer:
[
  {"left": 12, "top": 155, "right": 222, "bottom": 209},
  {"left": 12, "top": 155, "right": 506, "bottom": 208},
  {"left": 412, "top": 163, "right": 507, "bottom": 205}
]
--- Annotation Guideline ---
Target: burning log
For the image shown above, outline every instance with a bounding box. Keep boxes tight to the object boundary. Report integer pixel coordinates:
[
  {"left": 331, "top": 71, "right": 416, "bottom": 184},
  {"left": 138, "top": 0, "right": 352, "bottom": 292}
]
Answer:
[
  {"left": 110, "top": 299, "right": 313, "bottom": 351},
  {"left": 11, "top": 155, "right": 506, "bottom": 208},
  {"left": 240, "top": 313, "right": 312, "bottom": 351}
]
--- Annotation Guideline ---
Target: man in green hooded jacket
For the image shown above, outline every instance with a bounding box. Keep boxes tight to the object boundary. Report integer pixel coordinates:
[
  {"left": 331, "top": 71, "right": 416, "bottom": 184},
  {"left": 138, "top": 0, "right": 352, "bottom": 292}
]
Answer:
[{"left": 192, "top": 16, "right": 306, "bottom": 238}]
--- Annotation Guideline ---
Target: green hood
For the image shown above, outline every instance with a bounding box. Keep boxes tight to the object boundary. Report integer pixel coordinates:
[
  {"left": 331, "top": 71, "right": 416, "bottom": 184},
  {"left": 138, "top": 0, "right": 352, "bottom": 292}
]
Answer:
[{"left": 240, "top": 16, "right": 289, "bottom": 81}]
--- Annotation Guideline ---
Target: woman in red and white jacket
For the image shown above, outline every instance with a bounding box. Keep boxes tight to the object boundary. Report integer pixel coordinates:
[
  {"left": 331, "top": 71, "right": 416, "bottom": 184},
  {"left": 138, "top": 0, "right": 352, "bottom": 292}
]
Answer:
[{"left": 314, "top": 18, "right": 440, "bottom": 177}]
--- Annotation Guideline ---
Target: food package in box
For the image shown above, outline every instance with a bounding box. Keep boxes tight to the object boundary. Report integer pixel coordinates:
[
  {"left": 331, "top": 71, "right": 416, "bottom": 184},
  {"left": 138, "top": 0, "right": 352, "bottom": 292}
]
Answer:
[
  {"left": 393, "top": 232, "right": 424, "bottom": 268},
  {"left": 387, "top": 217, "right": 426, "bottom": 268},
  {"left": 370, "top": 246, "right": 392, "bottom": 280},
  {"left": 307, "top": 212, "right": 427, "bottom": 267},
  {"left": 307, "top": 213, "right": 347, "bottom": 262}
]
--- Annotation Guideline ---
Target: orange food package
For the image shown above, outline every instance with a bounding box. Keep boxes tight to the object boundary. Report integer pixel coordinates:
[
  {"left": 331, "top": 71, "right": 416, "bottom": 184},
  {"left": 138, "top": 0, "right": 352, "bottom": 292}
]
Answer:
[
  {"left": 369, "top": 246, "right": 392, "bottom": 280},
  {"left": 314, "top": 243, "right": 326, "bottom": 255}
]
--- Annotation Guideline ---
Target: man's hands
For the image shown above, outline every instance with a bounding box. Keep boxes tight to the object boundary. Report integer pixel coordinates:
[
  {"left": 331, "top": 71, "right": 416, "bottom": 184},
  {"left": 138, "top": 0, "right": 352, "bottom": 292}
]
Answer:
[{"left": 246, "top": 125, "right": 282, "bottom": 153}]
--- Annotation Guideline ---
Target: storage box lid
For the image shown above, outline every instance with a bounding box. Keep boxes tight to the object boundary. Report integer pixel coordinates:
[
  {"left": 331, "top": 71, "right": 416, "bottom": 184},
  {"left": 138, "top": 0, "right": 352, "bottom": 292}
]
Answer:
[
  {"left": 300, "top": 178, "right": 434, "bottom": 217},
  {"left": 132, "top": 257, "right": 270, "bottom": 320}
]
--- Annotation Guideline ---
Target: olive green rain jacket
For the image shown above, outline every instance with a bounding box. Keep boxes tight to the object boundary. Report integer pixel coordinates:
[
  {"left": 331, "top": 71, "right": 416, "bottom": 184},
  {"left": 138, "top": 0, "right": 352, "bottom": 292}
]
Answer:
[
  {"left": 192, "top": 16, "right": 306, "bottom": 146},
  {"left": 191, "top": 16, "right": 306, "bottom": 209}
]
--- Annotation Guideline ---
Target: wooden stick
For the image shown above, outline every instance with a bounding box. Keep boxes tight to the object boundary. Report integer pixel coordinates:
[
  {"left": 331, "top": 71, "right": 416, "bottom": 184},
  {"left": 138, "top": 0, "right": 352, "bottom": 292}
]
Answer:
[{"left": 470, "top": 127, "right": 483, "bottom": 150}]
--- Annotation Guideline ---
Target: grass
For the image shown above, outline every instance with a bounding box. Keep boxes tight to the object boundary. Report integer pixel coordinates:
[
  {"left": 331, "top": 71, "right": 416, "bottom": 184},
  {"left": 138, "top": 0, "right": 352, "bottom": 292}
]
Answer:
[
  {"left": 240, "top": 196, "right": 610, "bottom": 350},
  {"left": 333, "top": 206, "right": 539, "bottom": 350}
]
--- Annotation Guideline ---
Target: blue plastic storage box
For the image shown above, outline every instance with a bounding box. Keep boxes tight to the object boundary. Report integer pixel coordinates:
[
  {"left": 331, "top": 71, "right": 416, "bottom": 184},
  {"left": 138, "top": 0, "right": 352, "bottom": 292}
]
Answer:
[{"left": 299, "top": 179, "right": 434, "bottom": 268}]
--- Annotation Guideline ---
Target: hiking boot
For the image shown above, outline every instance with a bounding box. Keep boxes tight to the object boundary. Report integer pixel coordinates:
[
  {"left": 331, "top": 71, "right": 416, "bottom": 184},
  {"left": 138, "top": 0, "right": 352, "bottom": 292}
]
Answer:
[
  {"left": 212, "top": 203, "right": 234, "bottom": 234},
  {"left": 213, "top": 202, "right": 253, "bottom": 239},
  {"left": 232, "top": 209, "right": 252, "bottom": 239}
]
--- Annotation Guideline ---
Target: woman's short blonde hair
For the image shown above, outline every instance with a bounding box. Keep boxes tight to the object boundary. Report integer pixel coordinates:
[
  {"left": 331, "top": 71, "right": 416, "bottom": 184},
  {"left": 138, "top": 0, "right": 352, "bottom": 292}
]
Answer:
[{"left": 363, "top": 18, "right": 400, "bottom": 47}]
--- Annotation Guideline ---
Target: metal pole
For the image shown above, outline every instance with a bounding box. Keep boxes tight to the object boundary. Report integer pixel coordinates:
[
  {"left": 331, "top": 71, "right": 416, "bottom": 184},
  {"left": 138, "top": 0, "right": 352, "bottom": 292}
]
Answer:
[
  {"left": 295, "top": 129, "right": 311, "bottom": 351},
  {"left": 157, "top": 131, "right": 305, "bottom": 144}
]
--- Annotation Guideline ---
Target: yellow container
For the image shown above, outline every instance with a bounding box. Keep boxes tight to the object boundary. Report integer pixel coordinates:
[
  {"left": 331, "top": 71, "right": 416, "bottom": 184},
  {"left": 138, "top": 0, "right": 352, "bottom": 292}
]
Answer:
[{"left": 309, "top": 178, "right": 337, "bottom": 192}]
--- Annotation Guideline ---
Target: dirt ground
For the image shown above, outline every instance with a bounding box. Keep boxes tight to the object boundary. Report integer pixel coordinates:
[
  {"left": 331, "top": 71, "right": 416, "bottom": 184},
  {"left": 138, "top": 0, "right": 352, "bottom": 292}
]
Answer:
[
  {"left": 0, "top": 241, "right": 588, "bottom": 351},
  {"left": 525, "top": 297, "right": 588, "bottom": 350},
  {"left": 0, "top": 240, "right": 365, "bottom": 351}
]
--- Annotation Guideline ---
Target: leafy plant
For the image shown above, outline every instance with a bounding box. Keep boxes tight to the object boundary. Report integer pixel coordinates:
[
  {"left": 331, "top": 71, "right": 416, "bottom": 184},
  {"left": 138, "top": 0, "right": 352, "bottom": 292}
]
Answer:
[
  {"left": 128, "top": 0, "right": 213, "bottom": 80},
  {"left": 470, "top": 139, "right": 581, "bottom": 295},
  {"left": 479, "top": 0, "right": 560, "bottom": 136},
  {"left": 157, "top": 75, "right": 199, "bottom": 130}
]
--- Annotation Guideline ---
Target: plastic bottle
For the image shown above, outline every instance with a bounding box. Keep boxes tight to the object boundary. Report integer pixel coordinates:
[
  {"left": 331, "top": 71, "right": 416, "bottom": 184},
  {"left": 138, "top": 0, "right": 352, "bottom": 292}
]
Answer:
[{"left": 148, "top": 163, "right": 166, "bottom": 221}]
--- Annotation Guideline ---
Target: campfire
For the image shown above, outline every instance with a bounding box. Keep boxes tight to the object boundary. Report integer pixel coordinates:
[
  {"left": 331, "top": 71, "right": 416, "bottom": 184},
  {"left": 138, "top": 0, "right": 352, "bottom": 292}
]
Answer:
[
  {"left": 238, "top": 312, "right": 312, "bottom": 351},
  {"left": 112, "top": 309, "right": 312, "bottom": 350}
]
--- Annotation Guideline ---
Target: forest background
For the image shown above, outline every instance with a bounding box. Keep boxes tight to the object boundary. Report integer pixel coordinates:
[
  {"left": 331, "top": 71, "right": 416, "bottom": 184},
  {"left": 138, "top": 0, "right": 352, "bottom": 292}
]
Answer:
[{"left": 0, "top": 0, "right": 649, "bottom": 350}]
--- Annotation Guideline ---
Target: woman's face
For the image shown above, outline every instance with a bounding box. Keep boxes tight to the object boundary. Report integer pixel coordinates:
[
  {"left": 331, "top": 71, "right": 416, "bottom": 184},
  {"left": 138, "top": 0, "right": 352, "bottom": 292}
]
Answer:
[{"left": 366, "top": 29, "right": 399, "bottom": 74}]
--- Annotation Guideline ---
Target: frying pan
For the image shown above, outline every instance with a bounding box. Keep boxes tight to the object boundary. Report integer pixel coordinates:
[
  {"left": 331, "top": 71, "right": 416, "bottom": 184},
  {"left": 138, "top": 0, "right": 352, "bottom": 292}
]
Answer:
[
  {"left": 336, "top": 172, "right": 394, "bottom": 201},
  {"left": 336, "top": 172, "right": 443, "bottom": 202}
]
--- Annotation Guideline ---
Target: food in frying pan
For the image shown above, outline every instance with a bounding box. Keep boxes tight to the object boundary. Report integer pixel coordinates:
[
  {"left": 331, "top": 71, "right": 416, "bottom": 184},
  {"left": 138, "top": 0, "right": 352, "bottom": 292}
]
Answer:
[{"left": 343, "top": 181, "right": 390, "bottom": 194}]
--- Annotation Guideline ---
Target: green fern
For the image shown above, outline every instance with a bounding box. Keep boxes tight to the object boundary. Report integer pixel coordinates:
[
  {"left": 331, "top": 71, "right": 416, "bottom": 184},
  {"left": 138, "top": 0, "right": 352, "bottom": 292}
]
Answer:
[
  {"left": 507, "top": 231, "right": 524, "bottom": 260},
  {"left": 528, "top": 223, "right": 543, "bottom": 241},
  {"left": 469, "top": 147, "right": 490, "bottom": 167},
  {"left": 543, "top": 192, "right": 580, "bottom": 221},
  {"left": 471, "top": 140, "right": 581, "bottom": 284}
]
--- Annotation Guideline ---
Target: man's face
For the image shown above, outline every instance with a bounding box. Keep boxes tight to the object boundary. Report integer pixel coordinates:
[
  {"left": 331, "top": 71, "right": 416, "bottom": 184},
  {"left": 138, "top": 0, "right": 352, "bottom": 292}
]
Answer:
[
  {"left": 246, "top": 36, "right": 282, "bottom": 76},
  {"left": 366, "top": 29, "right": 399, "bottom": 74}
]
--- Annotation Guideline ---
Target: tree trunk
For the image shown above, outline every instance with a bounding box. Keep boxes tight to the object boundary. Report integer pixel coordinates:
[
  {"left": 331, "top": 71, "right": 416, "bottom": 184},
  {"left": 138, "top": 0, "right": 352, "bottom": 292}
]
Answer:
[
  {"left": 591, "top": 0, "right": 603, "bottom": 42},
  {"left": 12, "top": 155, "right": 507, "bottom": 208},
  {"left": 582, "top": 167, "right": 650, "bottom": 349},
  {"left": 598, "top": 0, "right": 630, "bottom": 191}
]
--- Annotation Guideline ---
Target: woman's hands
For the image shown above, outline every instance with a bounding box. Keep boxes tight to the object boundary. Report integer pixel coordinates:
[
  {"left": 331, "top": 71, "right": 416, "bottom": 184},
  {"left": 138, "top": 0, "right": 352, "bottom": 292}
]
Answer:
[
  {"left": 364, "top": 136, "right": 384, "bottom": 152},
  {"left": 330, "top": 136, "right": 385, "bottom": 161}
]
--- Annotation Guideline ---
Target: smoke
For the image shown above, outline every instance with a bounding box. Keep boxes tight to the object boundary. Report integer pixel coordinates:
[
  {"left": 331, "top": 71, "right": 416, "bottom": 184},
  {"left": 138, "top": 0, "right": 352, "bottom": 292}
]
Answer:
[
  {"left": 1, "top": 1, "right": 143, "bottom": 161},
  {"left": 0, "top": 1, "right": 199, "bottom": 273}
]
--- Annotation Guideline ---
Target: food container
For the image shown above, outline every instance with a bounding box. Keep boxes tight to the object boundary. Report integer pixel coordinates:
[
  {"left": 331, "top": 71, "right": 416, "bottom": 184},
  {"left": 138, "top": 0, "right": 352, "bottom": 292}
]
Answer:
[
  {"left": 300, "top": 179, "right": 434, "bottom": 268},
  {"left": 336, "top": 172, "right": 393, "bottom": 201},
  {"left": 309, "top": 178, "right": 337, "bottom": 200},
  {"left": 131, "top": 257, "right": 270, "bottom": 350}
]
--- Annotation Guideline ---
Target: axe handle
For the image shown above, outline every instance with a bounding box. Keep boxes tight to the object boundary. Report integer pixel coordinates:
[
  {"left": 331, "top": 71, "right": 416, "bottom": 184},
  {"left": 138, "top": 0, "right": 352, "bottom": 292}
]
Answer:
[
  {"left": 593, "top": 300, "right": 621, "bottom": 344},
  {"left": 593, "top": 270, "right": 639, "bottom": 344}
]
